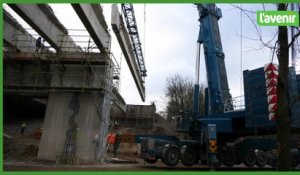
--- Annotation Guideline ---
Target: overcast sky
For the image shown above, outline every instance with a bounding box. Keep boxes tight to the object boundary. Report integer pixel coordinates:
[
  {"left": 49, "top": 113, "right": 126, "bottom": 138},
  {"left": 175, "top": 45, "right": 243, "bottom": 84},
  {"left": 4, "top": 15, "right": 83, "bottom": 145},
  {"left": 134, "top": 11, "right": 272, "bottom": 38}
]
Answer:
[{"left": 4, "top": 3, "right": 299, "bottom": 112}]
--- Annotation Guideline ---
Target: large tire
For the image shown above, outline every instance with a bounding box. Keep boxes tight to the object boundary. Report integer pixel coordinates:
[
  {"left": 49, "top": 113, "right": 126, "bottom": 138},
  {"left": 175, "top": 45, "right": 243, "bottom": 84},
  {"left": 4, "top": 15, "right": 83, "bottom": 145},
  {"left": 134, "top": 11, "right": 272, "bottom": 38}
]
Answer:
[
  {"left": 223, "top": 151, "right": 236, "bottom": 167},
  {"left": 145, "top": 158, "right": 158, "bottom": 164},
  {"left": 180, "top": 146, "right": 196, "bottom": 167},
  {"left": 266, "top": 151, "right": 277, "bottom": 168},
  {"left": 244, "top": 150, "right": 256, "bottom": 168},
  {"left": 256, "top": 150, "right": 267, "bottom": 168},
  {"left": 201, "top": 160, "right": 208, "bottom": 165},
  {"left": 291, "top": 157, "right": 298, "bottom": 169},
  {"left": 162, "top": 145, "right": 180, "bottom": 167}
]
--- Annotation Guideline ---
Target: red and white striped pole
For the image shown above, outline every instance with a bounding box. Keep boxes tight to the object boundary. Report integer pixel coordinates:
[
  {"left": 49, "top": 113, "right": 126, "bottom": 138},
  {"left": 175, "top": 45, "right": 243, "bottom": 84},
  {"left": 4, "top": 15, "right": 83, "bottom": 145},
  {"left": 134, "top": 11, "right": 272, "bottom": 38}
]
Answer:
[{"left": 264, "top": 63, "right": 278, "bottom": 121}]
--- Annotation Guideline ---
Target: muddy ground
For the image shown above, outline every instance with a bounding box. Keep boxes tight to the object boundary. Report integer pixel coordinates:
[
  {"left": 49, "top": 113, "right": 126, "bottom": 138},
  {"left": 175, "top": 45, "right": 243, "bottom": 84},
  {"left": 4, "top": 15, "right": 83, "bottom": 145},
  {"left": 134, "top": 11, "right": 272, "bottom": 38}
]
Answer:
[
  {"left": 4, "top": 133, "right": 299, "bottom": 171},
  {"left": 4, "top": 126, "right": 299, "bottom": 171}
]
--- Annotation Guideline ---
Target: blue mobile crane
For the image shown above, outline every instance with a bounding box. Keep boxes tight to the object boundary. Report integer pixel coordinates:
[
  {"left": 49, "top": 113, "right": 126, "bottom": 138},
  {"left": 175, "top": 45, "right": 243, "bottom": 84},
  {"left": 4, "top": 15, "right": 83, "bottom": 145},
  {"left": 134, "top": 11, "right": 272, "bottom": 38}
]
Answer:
[{"left": 139, "top": 4, "right": 300, "bottom": 168}]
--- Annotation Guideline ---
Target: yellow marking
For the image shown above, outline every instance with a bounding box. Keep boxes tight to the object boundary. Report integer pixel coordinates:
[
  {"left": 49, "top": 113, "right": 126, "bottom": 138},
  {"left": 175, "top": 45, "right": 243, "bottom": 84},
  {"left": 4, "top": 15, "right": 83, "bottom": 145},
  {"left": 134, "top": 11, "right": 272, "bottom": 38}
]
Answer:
[
  {"left": 209, "top": 140, "right": 217, "bottom": 147},
  {"left": 209, "top": 140, "right": 217, "bottom": 153},
  {"left": 209, "top": 145, "right": 217, "bottom": 153}
]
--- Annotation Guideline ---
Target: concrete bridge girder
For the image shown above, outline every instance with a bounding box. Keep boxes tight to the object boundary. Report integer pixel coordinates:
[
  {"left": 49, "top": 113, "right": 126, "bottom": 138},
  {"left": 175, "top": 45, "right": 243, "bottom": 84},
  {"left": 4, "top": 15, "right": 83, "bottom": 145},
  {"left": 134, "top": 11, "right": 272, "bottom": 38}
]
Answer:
[
  {"left": 4, "top": 9, "right": 39, "bottom": 53},
  {"left": 72, "top": 4, "right": 111, "bottom": 55},
  {"left": 8, "top": 4, "right": 81, "bottom": 52}
]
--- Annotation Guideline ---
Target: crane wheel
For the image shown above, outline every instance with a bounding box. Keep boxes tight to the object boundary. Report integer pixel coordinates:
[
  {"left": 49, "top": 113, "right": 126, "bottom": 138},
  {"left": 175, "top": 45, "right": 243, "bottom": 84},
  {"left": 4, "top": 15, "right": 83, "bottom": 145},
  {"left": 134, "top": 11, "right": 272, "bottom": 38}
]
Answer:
[
  {"left": 223, "top": 151, "right": 236, "bottom": 167},
  {"left": 144, "top": 158, "right": 158, "bottom": 164},
  {"left": 291, "top": 158, "right": 298, "bottom": 168},
  {"left": 162, "top": 145, "right": 180, "bottom": 167},
  {"left": 180, "top": 145, "right": 196, "bottom": 167},
  {"left": 243, "top": 150, "right": 256, "bottom": 168},
  {"left": 266, "top": 151, "right": 277, "bottom": 168},
  {"left": 255, "top": 150, "right": 267, "bottom": 168}
]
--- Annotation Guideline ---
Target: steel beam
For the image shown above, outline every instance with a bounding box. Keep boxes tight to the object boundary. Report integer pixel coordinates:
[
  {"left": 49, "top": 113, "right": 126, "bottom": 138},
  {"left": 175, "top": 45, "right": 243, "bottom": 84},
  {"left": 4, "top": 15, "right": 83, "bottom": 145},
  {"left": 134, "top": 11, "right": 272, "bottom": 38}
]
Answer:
[
  {"left": 8, "top": 4, "right": 81, "bottom": 53},
  {"left": 111, "top": 4, "right": 145, "bottom": 102},
  {"left": 72, "top": 4, "right": 111, "bottom": 55}
]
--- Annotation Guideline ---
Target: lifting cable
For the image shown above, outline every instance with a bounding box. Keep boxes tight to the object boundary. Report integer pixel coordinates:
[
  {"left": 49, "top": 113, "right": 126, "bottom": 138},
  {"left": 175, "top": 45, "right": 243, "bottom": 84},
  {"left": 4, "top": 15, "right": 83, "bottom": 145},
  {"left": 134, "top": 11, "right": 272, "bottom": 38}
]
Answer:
[
  {"left": 144, "top": 4, "right": 146, "bottom": 66},
  {"left": 270, "top": 41, "right": 278, "bottom": 63},
  {"left": 240, "top": 4, "right": 243, "bottom": 97}
]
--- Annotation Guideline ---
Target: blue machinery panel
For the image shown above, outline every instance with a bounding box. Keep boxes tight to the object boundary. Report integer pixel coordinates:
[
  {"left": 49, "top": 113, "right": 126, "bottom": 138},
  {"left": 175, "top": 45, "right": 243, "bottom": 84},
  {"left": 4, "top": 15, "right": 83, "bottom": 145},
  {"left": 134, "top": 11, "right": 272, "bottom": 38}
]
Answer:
[{"left": 244, "top": 67, "right": 300, "bottom": 128}]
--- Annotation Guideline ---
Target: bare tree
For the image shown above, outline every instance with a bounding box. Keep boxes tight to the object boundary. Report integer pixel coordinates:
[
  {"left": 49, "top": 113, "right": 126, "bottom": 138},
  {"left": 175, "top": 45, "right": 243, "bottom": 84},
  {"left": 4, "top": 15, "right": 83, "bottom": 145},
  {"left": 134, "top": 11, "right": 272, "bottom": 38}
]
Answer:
[
  {"left": 165, "top": 74, "right": 204, "bottom": 119},
  {"left": 235, "top": 3, "right": 300, "bottom": 170},
  {"left": 276, "top": 3, "right": 294, "bottom": 171}
]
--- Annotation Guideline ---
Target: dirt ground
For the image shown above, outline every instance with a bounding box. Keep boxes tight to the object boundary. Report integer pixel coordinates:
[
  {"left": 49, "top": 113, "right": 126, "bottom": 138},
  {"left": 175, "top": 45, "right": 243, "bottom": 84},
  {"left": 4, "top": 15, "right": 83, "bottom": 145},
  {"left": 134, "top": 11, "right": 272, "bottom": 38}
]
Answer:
[
  {"left": 4, "top": 133, "right": 40, "bottom": 162},
  {"left": 3, "top": 126, "right": 166, "bottom": 171},
  {"left": 5, "top": 128, "right": 299, "bottom": 171},
  {"left": 3, "top": 133, "right": 164, "bottom": 171}
]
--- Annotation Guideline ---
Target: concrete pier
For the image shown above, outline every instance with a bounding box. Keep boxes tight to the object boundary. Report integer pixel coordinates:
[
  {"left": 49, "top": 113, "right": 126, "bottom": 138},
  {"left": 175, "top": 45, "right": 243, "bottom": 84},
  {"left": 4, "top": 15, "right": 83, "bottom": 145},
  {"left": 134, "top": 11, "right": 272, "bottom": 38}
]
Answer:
[
  {"left": 38, "top": 92, "right": 111, "bottom": 163},
  {"left": 37, "top": 92, "right": 73, "bottom": 161}
]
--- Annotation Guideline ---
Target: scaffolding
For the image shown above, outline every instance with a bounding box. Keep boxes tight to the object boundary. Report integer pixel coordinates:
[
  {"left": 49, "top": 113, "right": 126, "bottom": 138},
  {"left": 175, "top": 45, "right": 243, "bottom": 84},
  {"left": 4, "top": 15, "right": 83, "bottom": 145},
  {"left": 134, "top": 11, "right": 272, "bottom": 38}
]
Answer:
[
  {"left": 4, "top": 31, "right": 120, "bottom": 95},
  {"left": 112, "top": 105, "right": 155, "bottom": 129}
]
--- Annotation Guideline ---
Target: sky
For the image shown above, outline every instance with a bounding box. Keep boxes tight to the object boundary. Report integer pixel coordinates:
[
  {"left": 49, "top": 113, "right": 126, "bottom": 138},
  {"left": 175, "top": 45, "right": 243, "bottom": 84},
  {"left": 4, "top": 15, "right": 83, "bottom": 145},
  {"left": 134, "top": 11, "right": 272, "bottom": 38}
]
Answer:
[{"left": 3, "top": 3, "right": 300, "bottom": 112}]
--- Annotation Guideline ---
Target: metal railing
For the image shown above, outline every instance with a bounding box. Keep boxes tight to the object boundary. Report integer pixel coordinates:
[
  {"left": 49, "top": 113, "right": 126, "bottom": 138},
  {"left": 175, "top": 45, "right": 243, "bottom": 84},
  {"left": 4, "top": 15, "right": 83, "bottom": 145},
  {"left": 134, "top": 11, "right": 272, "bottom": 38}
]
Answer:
[{"left": 224, "top": 95, "right": 245, "bottom": 112}]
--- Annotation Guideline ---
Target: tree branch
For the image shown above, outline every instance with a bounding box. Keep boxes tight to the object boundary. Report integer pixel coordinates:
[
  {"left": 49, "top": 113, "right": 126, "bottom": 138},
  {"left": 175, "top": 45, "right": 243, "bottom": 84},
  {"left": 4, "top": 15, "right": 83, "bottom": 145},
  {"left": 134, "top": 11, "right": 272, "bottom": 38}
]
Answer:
[{"left": 288, "top": 31, "right": 300, "bottom": 48}]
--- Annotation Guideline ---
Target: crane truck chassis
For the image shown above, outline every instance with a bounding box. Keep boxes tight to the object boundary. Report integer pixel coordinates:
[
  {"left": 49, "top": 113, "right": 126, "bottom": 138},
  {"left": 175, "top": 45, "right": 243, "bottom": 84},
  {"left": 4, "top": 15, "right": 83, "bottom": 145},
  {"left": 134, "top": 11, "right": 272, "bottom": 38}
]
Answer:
[{"left": 139, "top": 4, "right": 300, "bottom": 168}]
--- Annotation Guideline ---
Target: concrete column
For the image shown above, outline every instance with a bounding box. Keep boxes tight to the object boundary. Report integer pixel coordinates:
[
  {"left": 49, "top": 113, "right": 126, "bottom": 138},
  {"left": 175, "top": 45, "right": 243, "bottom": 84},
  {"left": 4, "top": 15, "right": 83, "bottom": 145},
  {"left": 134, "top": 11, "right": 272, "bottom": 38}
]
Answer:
[
  {"left": 38, "top": 92, "right": 73, "bottom": 160},
  {"left": 75, "top": 92, "right": 102, "bottom": 163},
  {"left": 38, "top": 91, "right": 111, "bottom": 163},
  {"left": 96, "top": 92, "right": 112, "bottom": 162}
]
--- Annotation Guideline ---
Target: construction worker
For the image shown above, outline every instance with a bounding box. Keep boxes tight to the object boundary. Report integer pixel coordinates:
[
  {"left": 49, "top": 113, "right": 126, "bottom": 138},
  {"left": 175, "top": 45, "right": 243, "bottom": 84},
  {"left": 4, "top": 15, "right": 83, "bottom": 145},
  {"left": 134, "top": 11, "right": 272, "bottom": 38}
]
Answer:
[
  {"left": 36, "top": 37, "right": 42, "bottom": 53},
  {"left": 40, "top": 124, "right": 44, "bottom": 131},
  {"left": 20, "top": 122, "right": 26, "bottom": 135},
  {"left": 114, "top": 120, "right": 119, "bottom": 129},
  {"left": 35, "top": 123, "right": 44, "bottom": 139}
]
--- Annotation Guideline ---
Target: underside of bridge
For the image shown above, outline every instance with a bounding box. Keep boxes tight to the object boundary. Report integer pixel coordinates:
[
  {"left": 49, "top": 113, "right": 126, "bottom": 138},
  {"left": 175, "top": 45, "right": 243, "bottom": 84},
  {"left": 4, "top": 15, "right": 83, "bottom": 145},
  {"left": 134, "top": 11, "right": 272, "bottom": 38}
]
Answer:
[{"left": 3, "top": 4, "right": 140, "bottom": 164}]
